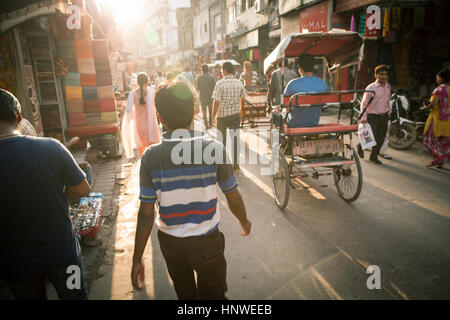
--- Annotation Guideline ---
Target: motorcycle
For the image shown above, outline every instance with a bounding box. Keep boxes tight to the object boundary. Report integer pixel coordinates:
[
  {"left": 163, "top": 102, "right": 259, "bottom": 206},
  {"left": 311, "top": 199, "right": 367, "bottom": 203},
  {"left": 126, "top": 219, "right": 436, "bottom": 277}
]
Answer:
[{"left": 387, "top": 90, "right": 428, "bottom": 150}]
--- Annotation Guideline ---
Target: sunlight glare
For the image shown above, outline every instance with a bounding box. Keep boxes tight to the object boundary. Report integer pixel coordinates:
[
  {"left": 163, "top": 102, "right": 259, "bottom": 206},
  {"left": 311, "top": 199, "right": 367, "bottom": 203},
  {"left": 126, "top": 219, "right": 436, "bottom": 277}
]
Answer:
[{"left": 95, "top": 0, "right": 146, "bottom": 28}]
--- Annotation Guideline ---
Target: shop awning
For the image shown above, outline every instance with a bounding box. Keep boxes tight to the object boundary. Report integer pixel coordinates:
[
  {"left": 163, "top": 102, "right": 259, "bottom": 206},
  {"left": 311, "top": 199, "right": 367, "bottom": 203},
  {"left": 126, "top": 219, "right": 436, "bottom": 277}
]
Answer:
[
  {"left": 264, "top": 29, "right": 363, "bottom": 74},
  {"left": 0, "top": 0, "right": 68, "bottom": 34}
]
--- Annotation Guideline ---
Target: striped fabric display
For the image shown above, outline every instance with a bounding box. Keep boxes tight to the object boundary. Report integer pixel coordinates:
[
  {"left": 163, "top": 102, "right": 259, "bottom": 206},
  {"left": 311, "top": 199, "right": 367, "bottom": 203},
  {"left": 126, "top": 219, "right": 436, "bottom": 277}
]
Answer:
[
  {"left": 99, "top": 98, "right": 116, "bottom": 112},
  {"left": 101, "top": 112, "right": 118, "bottom": 123},
  {"left": 80, "top": 73, "right": 96, "bottom": 86},
  {"left": 96, "top": 73, "right": 112, "bottom": 86},
  {"left": 82, "top": 87, "right": 98, "bottom": 100},
  {"left": 92, "top": 40, "right": 109, "bottom": 59},
  {"left": 66, "top": 99, "right": 84, "bottom": 112},
  {"left": 64, "top": 58, "right": 78, "bottom": 72},
  {"left": 86, "top": 112, "right": 102, "bottom": 124},
  {"left": 57, "top": 40, "right": 76, "bottom": 58},
  {"left": 94, "top": 61, "right": 111, "bottom": 73},
  {"left": 75, "top": 40, "right": 93, "bottom": 59},
  {"left": 83, "top": 100, "right": 101, "bottom": 113},
  {"left": 74, "top": 15, "right": 92, "bottom": 40},
  {"left": 139, "top": 132, "right": 238, "bottom": 237},
  {"left": 77, "top": 58, "right": 96, "bottom": 74},
  {"left": 65, "top": 86, "right": 82, "bottom": 100},
  {"left": 97, "top": 86, "right": 114, "bottom": 99},
  {"left": 68, "top": 112, "right": 87, "bottom": 126},
  {"left": 65, "top": 72, "right": 81, "bottom": 87}
]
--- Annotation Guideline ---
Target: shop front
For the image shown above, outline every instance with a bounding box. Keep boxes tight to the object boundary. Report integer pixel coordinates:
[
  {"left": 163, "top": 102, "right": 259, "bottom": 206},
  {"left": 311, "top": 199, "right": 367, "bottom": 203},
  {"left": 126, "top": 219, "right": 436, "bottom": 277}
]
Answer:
[{"left": 334, "top": 0, "right": 450, "bottom": 94}]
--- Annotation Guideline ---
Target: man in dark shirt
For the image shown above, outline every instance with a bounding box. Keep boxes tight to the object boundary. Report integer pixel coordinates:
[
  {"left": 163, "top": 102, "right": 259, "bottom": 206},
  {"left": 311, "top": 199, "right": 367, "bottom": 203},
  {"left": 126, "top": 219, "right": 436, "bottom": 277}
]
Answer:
[
  {"left": 0, "top": 89, "right": 90, "bottom": 300},
  {"left": 196, "top": 64, "right": 216, "bottom": 129}
]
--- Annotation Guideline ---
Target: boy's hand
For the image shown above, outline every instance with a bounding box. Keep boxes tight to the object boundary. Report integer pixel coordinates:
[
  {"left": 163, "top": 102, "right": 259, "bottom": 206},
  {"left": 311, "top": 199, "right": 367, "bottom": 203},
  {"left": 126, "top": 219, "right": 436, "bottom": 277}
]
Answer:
[
  {"left": 131, "top": 261, "right": 145, "bottom": 290},
  {"left": 240, "top": 219, "right": 252, "bottom": 236}
]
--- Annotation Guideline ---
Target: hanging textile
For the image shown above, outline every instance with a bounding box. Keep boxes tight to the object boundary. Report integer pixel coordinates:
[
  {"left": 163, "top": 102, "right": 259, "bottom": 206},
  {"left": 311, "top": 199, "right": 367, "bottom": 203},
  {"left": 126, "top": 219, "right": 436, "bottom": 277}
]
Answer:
[
  {"left": 382, "top": 8, "right": 390, "bottom": 37},
  {"left": 391, "top": 8, "right": 401, "bottom": 30},
  {"left": 253, "top": 49, "right": 260, "bottom": 60},
  {"left": 350, "top": 15, "right": 356, "bottom": 32},
  {"left": 358, "top": 13, "right": 366, "bottom": 37}
]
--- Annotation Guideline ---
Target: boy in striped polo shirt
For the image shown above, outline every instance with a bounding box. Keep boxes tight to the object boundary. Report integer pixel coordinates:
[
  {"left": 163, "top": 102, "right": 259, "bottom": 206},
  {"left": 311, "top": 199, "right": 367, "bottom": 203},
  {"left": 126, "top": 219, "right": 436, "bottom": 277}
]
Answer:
[{"left": 131, "top": 82, "right": 251, "bottom": 300}]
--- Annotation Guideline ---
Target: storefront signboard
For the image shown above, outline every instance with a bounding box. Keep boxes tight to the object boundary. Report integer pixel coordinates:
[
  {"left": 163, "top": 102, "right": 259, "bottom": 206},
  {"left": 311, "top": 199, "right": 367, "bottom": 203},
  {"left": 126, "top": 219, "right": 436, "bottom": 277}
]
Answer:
[{"left": 299, "top": 2, "right": 328, "bottom": 33}]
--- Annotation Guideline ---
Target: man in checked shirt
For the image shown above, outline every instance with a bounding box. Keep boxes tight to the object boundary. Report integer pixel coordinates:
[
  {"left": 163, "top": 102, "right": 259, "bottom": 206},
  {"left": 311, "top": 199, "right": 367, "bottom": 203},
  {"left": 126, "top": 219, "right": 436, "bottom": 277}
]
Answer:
[{"left": 212, "top": 62, "right": 248, "bottom": 173}]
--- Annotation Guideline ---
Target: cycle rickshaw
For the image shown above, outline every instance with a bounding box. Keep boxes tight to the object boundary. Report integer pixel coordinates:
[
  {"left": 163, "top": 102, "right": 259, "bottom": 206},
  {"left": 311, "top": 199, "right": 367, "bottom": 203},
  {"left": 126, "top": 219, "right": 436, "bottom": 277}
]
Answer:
[{"left": 264, "top": 30, "right": 374, "bottom": 209}]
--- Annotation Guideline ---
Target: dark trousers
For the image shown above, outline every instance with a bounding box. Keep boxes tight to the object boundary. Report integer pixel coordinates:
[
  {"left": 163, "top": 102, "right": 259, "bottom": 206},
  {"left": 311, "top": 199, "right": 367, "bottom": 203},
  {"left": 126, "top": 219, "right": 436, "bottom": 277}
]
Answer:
[
  {"left": 367, "top": 113, "right": 389, "bottom": 159},
  {"left": 202, "top": 100, "right": 213, "bottom": 128},
  {"left": 158, "top": 229, "right": 227, "bottom": 300},
  {"left": 217, "top": 113, "right": 241, "bottom": 165},
  {"left": 3, "top": 251, "right": 88, "bottom": 300}
]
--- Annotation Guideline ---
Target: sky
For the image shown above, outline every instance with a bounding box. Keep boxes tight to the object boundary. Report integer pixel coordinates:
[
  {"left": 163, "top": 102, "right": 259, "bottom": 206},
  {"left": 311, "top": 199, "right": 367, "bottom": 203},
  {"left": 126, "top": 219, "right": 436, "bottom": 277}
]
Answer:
[{"left": 95, "top": 0, "right": 146, "bottom": 28}]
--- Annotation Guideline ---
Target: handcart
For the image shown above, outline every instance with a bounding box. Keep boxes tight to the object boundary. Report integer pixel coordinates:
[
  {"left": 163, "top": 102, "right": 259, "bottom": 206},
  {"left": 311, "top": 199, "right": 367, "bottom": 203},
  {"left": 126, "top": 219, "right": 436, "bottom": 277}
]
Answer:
[
  {"left": 264, "top": 30, "right": 372, "bottom": 208},
  {"left": 241, "top": 84, "right": 271, "bottom": 128}
]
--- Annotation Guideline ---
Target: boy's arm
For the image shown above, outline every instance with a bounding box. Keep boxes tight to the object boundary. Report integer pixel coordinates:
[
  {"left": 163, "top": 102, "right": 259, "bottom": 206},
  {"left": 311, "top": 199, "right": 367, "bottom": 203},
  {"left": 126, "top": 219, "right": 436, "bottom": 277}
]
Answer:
[
  {"left": 132, "top": 152, "right": 157, "bottom": 289},
  {"left": 225, "top": 190, "right": 251, "bottom": 236},
  {"left": 131, "top": 201, "right": 155, "bottom": 290},
  {"left": 217, "top": 145, "right": 251, "bottom": 236}
]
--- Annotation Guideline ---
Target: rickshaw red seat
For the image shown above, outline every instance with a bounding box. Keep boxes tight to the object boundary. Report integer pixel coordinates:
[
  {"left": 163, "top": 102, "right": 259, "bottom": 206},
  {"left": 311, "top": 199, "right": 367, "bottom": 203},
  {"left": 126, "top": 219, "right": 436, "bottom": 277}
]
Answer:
[
  {"left": 66, "top": 122, "right": 118, "bottom": 137},
  {"left": 283, "top": 93, "right": 354, "bottom": 106},
  {"left": 284, "top": 123, "right": 358, "bottom": 135}
]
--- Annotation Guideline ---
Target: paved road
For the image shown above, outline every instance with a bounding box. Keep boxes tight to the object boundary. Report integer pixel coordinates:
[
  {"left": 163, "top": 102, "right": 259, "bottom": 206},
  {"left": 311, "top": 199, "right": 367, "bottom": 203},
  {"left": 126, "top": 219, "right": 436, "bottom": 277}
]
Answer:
[{"left": 89, "top": 110, "right": 450, "bottom": 300}]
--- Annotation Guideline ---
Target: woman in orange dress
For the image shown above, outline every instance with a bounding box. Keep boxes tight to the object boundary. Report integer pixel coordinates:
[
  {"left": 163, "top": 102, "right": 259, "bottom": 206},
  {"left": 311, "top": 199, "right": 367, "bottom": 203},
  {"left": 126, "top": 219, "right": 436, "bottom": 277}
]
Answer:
[{"left": 122, "top": 72, "right": 161, "bottom": 158}]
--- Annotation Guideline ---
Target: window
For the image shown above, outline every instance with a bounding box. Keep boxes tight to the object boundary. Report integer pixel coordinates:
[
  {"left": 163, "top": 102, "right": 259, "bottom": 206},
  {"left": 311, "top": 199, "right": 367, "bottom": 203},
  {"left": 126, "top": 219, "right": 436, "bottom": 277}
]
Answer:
[
  {"left": 204, "top": 23, "right": 207, "bottom": 33},
  {"left": 248, "top": 0, "right": 255, "bottom": 8}
]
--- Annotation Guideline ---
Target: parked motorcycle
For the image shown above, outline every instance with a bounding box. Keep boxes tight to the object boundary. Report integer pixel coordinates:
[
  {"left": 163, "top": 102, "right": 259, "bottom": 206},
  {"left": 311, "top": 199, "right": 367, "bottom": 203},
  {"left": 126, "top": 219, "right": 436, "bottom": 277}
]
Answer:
[{"left": 388, "top": 90, "right": 428, "bottom": 150}]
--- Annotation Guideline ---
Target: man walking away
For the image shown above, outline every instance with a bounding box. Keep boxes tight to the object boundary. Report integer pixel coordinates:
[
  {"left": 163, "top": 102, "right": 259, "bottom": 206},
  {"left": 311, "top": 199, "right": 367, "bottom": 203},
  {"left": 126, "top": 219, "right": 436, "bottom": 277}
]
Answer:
[
  {"left": 212, "top": 62, "right": 247, "bottom": 173},
  {"left": 268, "top": 60, "right": 298, "bottom": 106},
  {"left": 359, "top": 65, "right": 392, "bottom": 164},
  {"left": 196, "top": 64, "right": 216, "bottom": 129},
  {"left": 131, "top": 82, "right": 251, "bottom": 300},
  {"left": 181, "top": 65, "right": 195, "bottom": 86},
  {"left": 0, "top": 89, "right": 90, "bottom": 300}
]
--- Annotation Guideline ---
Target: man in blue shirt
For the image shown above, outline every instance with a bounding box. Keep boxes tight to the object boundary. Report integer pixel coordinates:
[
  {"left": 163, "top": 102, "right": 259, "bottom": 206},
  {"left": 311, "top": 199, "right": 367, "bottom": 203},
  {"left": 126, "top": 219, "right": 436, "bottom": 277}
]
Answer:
[
  {"left": 283, "top": 54, "right": 329, "bottom": 128},
  {"left": 0, "top": 89, "right": 90, "bottom": 299}
]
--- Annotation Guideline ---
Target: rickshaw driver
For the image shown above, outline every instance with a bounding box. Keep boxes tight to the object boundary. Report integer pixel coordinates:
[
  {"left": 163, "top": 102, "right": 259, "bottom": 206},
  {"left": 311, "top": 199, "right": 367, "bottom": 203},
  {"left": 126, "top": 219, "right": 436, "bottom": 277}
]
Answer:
[{"left": 283, "top": 53, "right": 329, "bottom": 128}]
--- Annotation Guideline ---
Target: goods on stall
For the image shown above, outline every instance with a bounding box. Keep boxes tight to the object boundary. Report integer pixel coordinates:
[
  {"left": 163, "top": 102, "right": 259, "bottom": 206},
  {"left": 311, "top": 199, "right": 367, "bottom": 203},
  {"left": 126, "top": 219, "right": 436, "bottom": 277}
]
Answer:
[{"left": 70, "top": 193, "right": 103, "bottom": 240}]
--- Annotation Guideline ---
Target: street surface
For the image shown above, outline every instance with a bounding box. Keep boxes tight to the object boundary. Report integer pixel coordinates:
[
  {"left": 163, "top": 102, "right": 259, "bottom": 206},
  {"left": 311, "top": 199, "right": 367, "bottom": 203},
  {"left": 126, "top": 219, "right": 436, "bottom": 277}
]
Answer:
[{"left": 89, "top": 109, "right": 450, "bottom": 300}]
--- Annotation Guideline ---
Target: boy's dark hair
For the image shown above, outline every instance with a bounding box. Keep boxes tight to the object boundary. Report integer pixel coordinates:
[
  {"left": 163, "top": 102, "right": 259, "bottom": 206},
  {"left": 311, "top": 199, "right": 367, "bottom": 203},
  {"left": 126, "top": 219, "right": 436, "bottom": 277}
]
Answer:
[
  {"left": 155, "top": 82, "right": 194, "bottom": 130},
  {"left": 374, "top": 65, "right": 390, "bottom": 75},
  {"left": 0, "top": 88, "right": 21, "bottom": 123},
  {"left": 222, "top": 62, "right": 234, "bottom": 74},
  {"left": 437, "top": 69, "right": 450, "bottom": 83},
  {"left": 201, "top": 64, "right": 209, "bottom": 74},
  {"left": 298, "top": 54, "right": 315, "bottom": 73}
]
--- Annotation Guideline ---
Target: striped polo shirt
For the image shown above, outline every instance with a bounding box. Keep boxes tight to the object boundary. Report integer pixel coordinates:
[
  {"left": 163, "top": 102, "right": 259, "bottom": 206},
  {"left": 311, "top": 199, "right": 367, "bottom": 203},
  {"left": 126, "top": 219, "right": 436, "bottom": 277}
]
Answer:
[{"left": 139, "top": 130, "right": 238, "bottom": 237}]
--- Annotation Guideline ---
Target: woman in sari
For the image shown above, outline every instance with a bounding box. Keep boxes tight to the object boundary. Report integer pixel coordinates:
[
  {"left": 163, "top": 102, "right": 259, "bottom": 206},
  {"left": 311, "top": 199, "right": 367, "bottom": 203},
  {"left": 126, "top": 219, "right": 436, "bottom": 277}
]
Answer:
[
  {"left": 422, "top": 69, "right": 450, "bottom": 168},
  {"left": 121, "top": 72, "right": 161, "bottom": 158}
]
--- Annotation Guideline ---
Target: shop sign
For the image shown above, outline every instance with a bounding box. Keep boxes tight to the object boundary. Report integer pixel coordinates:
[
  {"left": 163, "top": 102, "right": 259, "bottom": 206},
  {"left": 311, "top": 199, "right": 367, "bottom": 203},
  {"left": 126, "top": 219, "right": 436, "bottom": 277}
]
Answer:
[
  {"left": 66, "top": 5, "right": 81, "bottom": 30},
  {"left": 365, "top": 5, "right": 381, "bottom": 38},
  {"left": 331, "top": 12, "right": 351, "bottom": 29},
  {"left": 299, "top": 2, "right": 328, "bottom": 33}
]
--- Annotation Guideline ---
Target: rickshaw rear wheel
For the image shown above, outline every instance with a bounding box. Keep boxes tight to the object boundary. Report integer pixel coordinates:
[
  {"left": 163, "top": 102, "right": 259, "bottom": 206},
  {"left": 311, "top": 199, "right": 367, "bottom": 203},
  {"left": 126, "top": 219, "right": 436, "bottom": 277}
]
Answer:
[
  {"left": 333, "top": 145, "right": 362, "bottom": 202},
  {"left": 272, "top": 149, "right": 290, "bottom": 209}
]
